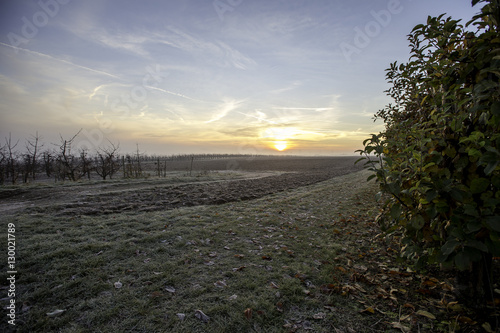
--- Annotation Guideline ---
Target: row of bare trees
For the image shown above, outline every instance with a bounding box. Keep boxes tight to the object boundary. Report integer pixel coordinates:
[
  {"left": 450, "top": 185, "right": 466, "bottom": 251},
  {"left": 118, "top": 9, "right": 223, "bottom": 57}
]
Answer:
[
  {"left": 0, "top": 131, "right": 271, "bottom": 185},
  {"left": 0, "top": 131, "right": 127, "bottom": 185}
]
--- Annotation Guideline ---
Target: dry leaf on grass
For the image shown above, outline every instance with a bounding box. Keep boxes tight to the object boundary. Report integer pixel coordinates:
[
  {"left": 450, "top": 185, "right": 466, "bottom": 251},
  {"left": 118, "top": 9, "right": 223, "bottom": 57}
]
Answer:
[
  {"left": 47, "top": 309, "right": 65, "bottom": 317},
  {"left": 415, "top": 309, "right": 436, "bottom": 320},
  {"left": 194, "top": 309, "right": 210, "bottom": 323}
]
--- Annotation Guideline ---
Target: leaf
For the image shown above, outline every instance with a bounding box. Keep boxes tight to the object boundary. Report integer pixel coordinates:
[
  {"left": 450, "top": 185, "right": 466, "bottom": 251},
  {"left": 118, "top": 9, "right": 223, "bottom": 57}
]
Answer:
[
  {"left": 244, "top": 308, "right": 253, "bottom": 319},
  {"left": 165, "top": 286, "right": 176, "bottom": 293},
  {"left": 360, "top": 307, "right": 375, "bottom": 314},
  {"left": 441, "top": 240, "right": 460, "bottom": 256},
  {"left": 391, "top": 322, "right": 411, "bottom": 332},
  {"left": 416, "top": 309, "right": 436, "bottom": 320},
  {"left": 228, "top": 294, "right": 238, "bottom": 301},
  {"left": 176, "top": 313, "right": 186, "bottom": 321},
  {"left": 114, "top": 281, "right": 123, "bottom": 289},
  {"left": 482, "top": 322, "right": 494, "bottom": 333},
  {"left": 313, "top": 312, "right": 326, "bottom": 320},
  {"left": 47, "top": 309, "right": 66, "bottom": 317},
  {"left": 214, "top": 280, "right": 227, "bottom": 288},
  {"left": 470, "top": 178, "right": 490, "bottom": 194},
  {"left": 485, "top": 216, "right": 500, "bottom": 232},
  {"left": 194, "top": 309, "right": 210, "bottom": 323}
]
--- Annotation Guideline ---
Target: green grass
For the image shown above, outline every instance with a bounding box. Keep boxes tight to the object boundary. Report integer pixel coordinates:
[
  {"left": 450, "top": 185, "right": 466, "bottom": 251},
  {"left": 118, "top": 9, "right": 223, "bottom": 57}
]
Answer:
[{"left": 2, "top": 170, "right": 392, "bottom": 332}]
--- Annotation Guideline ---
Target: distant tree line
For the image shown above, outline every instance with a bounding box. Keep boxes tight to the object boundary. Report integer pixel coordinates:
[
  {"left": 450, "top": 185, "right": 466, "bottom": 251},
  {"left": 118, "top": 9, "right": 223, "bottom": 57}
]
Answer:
[{"left": 0, "top": 131, "right": 278, "bottom": 185}]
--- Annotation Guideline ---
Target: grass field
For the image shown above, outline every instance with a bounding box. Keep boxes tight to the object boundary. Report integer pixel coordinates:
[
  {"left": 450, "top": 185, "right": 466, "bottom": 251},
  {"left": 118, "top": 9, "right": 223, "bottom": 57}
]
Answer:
[{"left": 1, "top": 165, "right": 494, "bottom": 332}]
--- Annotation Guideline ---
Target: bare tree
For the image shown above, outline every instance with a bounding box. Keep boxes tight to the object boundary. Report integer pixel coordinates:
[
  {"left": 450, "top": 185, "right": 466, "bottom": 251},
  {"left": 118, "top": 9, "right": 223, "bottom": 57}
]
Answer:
[
  {"left": 94, "top": 141, "right": 120, "bottom": 180},
  {"left": 55, "top": 130, "right": 82, "bottom": 181},
  {"left": 0, "top": 142, "right": 6, "bottom": 185},
  {"left": 5, "top": 134, "right": 20, "bottom": 184},
  {"left": 42, "top": 149, "right": 54, "bottom": 178},
  {"left": 25, "top": 132, "right": 43, "bottom": 181},
  {"left": 79, "top": 148, "right": 93, "bottom": 180}
]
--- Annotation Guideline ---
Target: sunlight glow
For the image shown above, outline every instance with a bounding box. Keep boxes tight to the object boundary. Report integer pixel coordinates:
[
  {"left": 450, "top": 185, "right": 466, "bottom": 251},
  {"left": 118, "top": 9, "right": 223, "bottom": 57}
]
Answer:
[{"left": 274, "top": 141, "right": 288, "bottom": 151}]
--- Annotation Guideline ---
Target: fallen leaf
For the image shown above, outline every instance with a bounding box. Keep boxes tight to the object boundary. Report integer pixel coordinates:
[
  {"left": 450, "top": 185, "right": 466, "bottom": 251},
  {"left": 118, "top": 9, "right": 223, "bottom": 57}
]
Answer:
[
  {"left": 416, "top": 310, "right": 436, "bottom": 320},
  {"left": 262, "top": 255, "right": 272, "bottom": 260},
  {"left": 194, "top": 309, "right": 210, "bottom": 323},
  {"left": 232, "top": 266, "right": 246, "bottom": 272},
  {"left": 47, "top": 309, "right": 65, "bottom": 317},
  {"left": 403, "top": 303, "right": 415, "bottom": 310},
  {"left": 214, "top": 280, "right": 227, "bottom": 288},
  {"left": 391, "top": 322, "right": 411, "bottom": 332},
  {"left": 482, "top": 322, "right": 494, "bottom": 333},
  {"left": 21, "top": 302, "right": 31, "bottom": 313},
  {"left": 360, "top": 307, "right": 375, "bottom": 314},
  {"left": 176, "top": 313, "right": 185, "bottom": 321},
  {"left": 303, "top": 321, "right": 313, "bottom": 330},
  {"left": 165, "top": 286, "right": 176, "bottom": 293},
  {"left": 276, "top": 302, "right": 283, "bottom": 312},
  {"left": 270, "top": 282, "right": 279, "bottom": 289},
  {"left": 313, "top": 312, "right": 326, "bottom": 320},
  {"left": 114, "top": 281, "right": 123, "bottom": 289},
  {"left": 234, "top": 254, "right": 245, "bottom": 258},
  {"left": 228, "top": 294, "right": 238, "bottom": 301},
  {"left": 244, "top": 308, "right": 253, "bottom": 319}
]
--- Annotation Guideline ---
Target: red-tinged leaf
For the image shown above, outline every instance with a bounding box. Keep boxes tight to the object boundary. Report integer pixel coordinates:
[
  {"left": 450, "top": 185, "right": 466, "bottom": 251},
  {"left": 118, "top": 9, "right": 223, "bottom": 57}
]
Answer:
[
  {"left": 262, "top": 255, "right": 272, "bottom": 260},
  {"left": 232, "top": 266, "right": 246, "bottom": 272},
  {"left": 336, "top": 266, "right": 347, "bottom": 273},
  {"left": 320, "top": 284, "right": 338, "bottom": 294},
  {"left": 234, "top": 254, "right": 245, "bottom": 258},
  {"left": 416, "top": 289, "right": 432, "bottom": 295},
  {"left": 276, "top": 302, "right": 284, "bottom": 312},
  {"left": 403, "top": 303, "right": 415, "bottom": 310},
  {"left": 295, "top": 273, "right": 308, "bottom": 282}
]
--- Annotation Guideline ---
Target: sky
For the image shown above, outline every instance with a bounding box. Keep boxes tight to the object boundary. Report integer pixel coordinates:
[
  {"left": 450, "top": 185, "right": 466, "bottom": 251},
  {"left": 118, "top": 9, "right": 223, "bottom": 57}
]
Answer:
[{"left": 0, "top": 0, "right": 480, "bottom": 156}]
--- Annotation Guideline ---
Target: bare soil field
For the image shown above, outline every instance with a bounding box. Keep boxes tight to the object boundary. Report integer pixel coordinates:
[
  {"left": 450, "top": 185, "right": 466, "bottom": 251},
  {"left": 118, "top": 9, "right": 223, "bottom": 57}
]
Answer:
[{"left": 0, "top": 156, "right": 363, "bottom": 216}]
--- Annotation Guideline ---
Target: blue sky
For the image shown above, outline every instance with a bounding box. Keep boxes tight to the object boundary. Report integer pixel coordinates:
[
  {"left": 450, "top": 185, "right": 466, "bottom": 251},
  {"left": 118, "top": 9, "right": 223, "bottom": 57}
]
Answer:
[{"left": 0, "top": 0, "right": 480, "bottom": 155}]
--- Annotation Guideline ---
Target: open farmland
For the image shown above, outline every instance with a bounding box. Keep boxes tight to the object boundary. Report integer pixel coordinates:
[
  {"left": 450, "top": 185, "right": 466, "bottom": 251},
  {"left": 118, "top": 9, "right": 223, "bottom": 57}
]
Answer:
[
  {"left": 0, "top": 156, "right": 363, "bottom": 216},
  {"left": 1, "top": 156, "right": 496, "bottom": 332}
]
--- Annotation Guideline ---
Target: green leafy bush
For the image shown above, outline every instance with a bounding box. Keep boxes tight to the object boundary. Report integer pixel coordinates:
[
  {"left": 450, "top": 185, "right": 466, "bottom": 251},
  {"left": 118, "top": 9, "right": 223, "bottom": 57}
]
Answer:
[{"left": 357, "top": 0, "right": 500, "bottom": 305}]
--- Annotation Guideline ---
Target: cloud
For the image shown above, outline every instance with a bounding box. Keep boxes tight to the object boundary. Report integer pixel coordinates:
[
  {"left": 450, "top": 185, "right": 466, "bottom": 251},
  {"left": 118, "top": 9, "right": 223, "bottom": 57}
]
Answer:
[
  {"left": 206, "top": 99, "right": 245, "bottom": 123},
  {"left": 145, "top": 85, "right": 201, "bottom": 102},
  {"left": 0, "top": 42, "right": 121, "bottom": 79}
]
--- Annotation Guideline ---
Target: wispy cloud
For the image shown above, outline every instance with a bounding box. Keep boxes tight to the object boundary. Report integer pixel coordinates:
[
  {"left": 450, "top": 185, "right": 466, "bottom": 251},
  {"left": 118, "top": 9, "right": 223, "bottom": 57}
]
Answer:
[
  {"left": 0, "top": 42, "right": 121, "bottom": 79},
  {"left": 145, "top": 85, "right": 201, "bottom": 102},
  {"left": 206, "top": 99, "right": 244, "bottom": 123}
]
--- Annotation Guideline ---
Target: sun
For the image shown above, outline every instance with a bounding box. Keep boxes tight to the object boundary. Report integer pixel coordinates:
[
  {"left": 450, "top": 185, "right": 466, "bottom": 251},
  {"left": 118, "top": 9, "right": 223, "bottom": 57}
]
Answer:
[{"left": 274, "top": 141, "right": 288, "bottom": 151}]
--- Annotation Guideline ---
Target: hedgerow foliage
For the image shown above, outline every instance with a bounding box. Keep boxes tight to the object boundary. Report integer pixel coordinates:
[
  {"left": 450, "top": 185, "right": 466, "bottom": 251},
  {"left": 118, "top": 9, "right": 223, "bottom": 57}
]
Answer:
[{"left": 357, "top": 0, "right": 500, "bottom": 273}]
